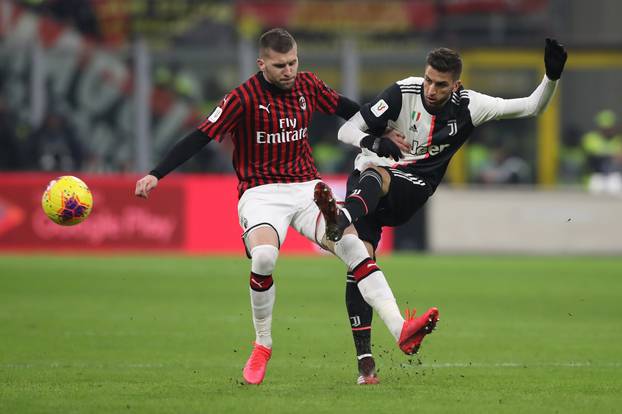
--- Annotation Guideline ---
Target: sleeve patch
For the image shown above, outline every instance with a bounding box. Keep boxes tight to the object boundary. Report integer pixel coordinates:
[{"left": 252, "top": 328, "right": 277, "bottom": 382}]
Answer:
[
  {"left": 208, "top": 107, "right": 223, "bottom": 123},
  {"left": 370, "top": 99, "right": 389, "bottom": 118}
]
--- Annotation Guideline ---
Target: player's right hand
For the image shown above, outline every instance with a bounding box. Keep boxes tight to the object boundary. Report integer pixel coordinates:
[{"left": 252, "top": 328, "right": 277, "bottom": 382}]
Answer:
[
  {"left": 360, "top": 135, "right": 404, "bottom": 162},
  {"left": 385, "top": 128, "right": 410, "bottom": 153},
  {"left": 134, "top": 174, "right": 158, "bottom": 199}
]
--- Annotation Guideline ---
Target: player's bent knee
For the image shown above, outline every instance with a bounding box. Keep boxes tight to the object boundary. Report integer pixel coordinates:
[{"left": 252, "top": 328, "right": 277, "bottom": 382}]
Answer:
[
  {"left": 360, "top": 164, "right": 391, "bottom": 194},
  {"left": 250, "top": 245, "right": 279, "bottom": 276}
]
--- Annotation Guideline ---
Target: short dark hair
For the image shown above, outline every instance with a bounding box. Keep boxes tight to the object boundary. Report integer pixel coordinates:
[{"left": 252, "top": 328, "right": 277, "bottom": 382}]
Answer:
[
  {"left": 426, "top": 48, "right": 462, "bottom": 79},
  {"left": 259, "top": 28, "right": 296, "bottom": 55}
]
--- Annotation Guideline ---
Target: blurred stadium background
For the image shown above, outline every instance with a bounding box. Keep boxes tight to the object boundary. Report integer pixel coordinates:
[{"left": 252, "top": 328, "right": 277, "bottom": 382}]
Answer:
[
  {"left": 1, "top": 0, "right": 622, "bottom": 254},
  {"left": 1, "top": 1, "right": 622, "bottom": 413},
  {"left": 0, "top": 0, "right": 622, "bottom": 414}
]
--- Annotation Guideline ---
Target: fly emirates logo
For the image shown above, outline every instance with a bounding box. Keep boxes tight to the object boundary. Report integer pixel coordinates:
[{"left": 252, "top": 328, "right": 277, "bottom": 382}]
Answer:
[{"left": 256, "top": 118, "right": 308, "bottom": 144}]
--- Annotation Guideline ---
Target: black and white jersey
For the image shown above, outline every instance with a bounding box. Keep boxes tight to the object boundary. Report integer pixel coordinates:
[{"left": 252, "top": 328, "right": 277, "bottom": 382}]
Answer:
[{"left": 355, "top": 76, "right": 543, "bottom": 190}]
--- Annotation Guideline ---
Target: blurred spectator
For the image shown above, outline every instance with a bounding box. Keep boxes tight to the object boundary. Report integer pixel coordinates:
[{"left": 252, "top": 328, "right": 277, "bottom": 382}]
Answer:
[
  {"left": 475, "top": 144, "right": 531, "bottom": 185},
  {"left": 313, "top": 142, "right": 343, "bottom": 173},
  {"left": 151, "top": 65, "right": 233, "bottom": 173},
  {"left": 20, "top": 0, "right": 101, "bottom": 39},
  {"left": 27, "top": 112, "right": 83, "bottom": 172},
  {"left": 559, "top": 124, "right": 587, "bottom": 185},
  {"left": 0, "top": 96, "right": 23, "bottom": 170},
  {"left": 466, "top": 141, "right": 491, "bottom": 182},
  {"left": 582, "top": 110, "right": 622, "bottom": 194},
  {"left": 154, "top": 64, "right": 203, "bottom": 103},
  {"left": 467, "top": 131, "right": 532, "bottom": 185}
]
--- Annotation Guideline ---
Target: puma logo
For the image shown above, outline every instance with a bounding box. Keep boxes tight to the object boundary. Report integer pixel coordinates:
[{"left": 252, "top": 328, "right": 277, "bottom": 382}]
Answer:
[
  {"left": 259, "top": 104, "right": 271, "bottom": 114},
  {"left": 251, "top": 279, "right": 264, "bottom": 288}
]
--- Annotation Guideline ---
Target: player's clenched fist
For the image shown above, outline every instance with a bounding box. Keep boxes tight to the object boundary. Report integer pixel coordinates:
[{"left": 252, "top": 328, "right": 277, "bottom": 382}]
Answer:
[
  {"left": 544, "top": 38, "right": 567, "bottom": 81},
  {"left": 134, "top": 174, "right": 158, "bottom": 199}
]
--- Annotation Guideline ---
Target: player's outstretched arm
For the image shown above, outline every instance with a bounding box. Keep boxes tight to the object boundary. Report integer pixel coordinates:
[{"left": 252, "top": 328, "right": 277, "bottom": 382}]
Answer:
[
  {"left": 472, "top": 39, "right": 568, "bottom": 125},
  {"left": 134, "top": 129, "right": 213, "bottom": 200},
  {"left": 135, "top": 174, "right": 158, "bottom": 199},
  {"left": 469, "top": 39, "right": 568, "bottom": 126}
]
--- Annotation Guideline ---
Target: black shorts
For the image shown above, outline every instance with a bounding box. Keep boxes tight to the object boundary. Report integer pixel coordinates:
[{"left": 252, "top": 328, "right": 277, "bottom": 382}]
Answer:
[{"left": 347, "top": 166, "right": 432, "bottom": 250}]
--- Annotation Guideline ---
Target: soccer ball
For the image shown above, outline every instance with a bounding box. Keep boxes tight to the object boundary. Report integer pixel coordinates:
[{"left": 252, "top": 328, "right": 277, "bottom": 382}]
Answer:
[{"left": 41, "top": 176, "right": 93, "bottom": 226}]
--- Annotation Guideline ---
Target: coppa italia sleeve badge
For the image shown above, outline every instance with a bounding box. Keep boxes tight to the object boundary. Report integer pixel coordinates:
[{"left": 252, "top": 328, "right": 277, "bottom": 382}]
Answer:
[
  {"left": 370, "top": 99, "right": 388, "bottom": 117},
  {"left": 208, "top": 106, "right": 223, "bottom": 122}
]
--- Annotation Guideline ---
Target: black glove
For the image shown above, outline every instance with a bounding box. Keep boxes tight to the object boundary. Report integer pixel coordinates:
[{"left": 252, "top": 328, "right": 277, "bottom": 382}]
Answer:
[
  {"left": 360, "top": 135, "right": 402, "bottom": 162},
  {"left": 544, "top": 38, "right": 567, "bottom": 80}
]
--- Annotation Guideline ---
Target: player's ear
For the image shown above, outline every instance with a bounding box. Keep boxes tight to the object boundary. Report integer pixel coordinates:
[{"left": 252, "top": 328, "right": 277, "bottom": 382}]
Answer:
[
  {"left": 257, "top": 58, "right": 265, "bottom": 71},
  {"left": 452, "top": 80, "right": 462, "bottom": 92}
]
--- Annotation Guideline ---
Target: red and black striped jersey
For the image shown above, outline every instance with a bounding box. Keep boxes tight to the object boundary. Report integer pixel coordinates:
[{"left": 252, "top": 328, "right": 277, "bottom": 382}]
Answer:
[{"left": 198, "top": 71, "right": 340, "bottom": 197}]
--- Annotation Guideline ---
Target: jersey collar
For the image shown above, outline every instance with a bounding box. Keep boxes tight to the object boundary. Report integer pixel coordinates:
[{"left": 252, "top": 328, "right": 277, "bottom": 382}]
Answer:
[
  {"left": 420, "top": 86, "right": 463, "bottom": 120},
  {"left": 257, "top": 71, "right": 293, "bottom": 95}
]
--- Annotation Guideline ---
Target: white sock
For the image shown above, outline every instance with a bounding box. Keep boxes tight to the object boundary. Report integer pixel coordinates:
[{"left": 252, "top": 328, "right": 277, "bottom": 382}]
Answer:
[
  {"left": 249, "top": 245, "right": 279, "bottom": 348},
  {"left": 357, "top": 272, "right": 404, "bottom": 340},
  {"left": 250, "top": 285, "right": 275, "bottom": 348},
  {"left": 334, "top": 234, "right": 404, "bottom": 340}
]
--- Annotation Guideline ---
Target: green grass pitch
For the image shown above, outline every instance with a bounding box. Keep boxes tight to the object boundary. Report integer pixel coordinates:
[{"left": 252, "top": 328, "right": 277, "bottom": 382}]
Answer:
[{"left": 1, "top": 255, "right": 621, "bottom": 413}]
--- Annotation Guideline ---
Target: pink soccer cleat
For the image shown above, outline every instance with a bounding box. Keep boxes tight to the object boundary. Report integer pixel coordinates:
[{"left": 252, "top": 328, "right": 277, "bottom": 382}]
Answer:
[
  {"left": 243, "top": 342, "right": 272, "bottom": 385},
  {"left": 398, "top": 307, "right": 439, "bottom": 355}
]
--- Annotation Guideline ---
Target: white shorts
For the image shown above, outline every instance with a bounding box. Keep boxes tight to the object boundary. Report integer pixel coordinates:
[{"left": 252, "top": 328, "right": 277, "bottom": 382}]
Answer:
[{"left": 237, "top": 180, "right": 326, "bottom": 252}]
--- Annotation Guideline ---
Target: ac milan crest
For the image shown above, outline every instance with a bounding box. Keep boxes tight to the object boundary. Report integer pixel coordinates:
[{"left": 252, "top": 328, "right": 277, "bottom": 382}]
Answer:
[{"left": 299, "top": 96, "right": 307, "bottom": 111}]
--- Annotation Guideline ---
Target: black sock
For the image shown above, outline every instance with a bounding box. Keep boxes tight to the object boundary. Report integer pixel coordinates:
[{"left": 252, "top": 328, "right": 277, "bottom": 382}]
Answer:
[
  {"left": 344, "top": 168, "right": 383, "bottom": 222},
  {"left": 346, "top": 272, "right": 373, "bottom": 357}
]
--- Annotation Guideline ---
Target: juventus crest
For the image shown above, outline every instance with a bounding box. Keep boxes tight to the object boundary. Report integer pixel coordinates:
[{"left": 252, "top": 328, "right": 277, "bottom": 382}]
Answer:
[{"left": 448, "top": 119, "right": 458, "bottom": 136}]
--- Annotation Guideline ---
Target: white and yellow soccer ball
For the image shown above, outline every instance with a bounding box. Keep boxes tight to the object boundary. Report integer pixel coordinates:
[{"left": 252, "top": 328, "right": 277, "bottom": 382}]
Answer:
[{"left": 41, "top": 176, "right": 93, "bottom": 226}]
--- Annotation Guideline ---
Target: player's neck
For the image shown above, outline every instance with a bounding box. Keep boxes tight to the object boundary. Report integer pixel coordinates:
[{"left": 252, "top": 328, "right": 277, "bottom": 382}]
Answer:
[
  {"left": 258, "top": 71, "right": 289, "bottom": 94},
  {"left": 422, "top": 95, "right": 450, "bottom": 115}
]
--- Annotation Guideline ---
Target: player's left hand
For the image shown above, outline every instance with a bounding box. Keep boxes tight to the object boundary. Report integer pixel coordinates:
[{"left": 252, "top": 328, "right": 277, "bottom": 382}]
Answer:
[
  {"left": 544, "top": 38, "right": 567, "bottom": 80},
  {"left": 360, "top": 135, "right": 403, "bottom": 162}
]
